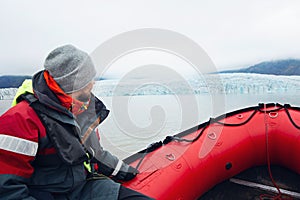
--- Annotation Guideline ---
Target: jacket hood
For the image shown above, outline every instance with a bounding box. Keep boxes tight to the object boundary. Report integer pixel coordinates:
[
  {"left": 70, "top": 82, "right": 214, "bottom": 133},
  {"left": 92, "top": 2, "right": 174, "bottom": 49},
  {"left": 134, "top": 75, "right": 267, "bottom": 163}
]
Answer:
[{"left": 33, "top": 70, "right": 72, "bottom": 116}]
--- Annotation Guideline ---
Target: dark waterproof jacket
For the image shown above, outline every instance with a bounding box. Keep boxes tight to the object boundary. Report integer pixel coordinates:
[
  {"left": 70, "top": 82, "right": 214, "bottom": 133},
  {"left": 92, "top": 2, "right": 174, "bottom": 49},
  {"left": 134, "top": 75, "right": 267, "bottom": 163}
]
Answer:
[{"left": 0, "top": 71, "right": 132, "bottom": 199}]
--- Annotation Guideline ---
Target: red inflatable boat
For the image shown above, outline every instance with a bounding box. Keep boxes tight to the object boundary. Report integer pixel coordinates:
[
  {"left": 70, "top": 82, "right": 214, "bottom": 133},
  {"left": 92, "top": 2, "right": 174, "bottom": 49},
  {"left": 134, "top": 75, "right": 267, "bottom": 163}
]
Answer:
[{"left": 122, "top": 103, "right": 300, "bottom": 199}]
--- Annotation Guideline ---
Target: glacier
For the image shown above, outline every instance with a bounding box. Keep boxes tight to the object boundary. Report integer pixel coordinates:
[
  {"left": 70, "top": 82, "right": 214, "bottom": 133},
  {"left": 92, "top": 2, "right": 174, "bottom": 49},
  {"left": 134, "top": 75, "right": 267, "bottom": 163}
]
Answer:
[
  {"left": 0, "top": 88, "right": 17, "bottom": 100},
  {"left": 1, "top": 73, "right": 300, "bottom": 99},
  {"left": 92, "top": 73, "right": 300, "bottom": 96}
]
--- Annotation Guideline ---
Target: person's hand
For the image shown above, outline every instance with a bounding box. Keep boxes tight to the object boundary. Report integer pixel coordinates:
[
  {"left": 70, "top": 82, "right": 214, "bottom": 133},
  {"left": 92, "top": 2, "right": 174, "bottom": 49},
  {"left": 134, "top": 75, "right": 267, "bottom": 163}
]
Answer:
[{"left": 114, "top": 166, "right": 139, "bottom": 181}]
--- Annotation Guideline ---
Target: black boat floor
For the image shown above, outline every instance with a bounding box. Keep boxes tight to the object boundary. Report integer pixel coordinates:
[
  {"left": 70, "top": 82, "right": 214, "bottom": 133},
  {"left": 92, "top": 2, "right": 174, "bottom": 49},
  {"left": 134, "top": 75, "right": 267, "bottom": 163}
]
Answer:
[{"left": 199, "top": 165, "right": 300, "bottom": 200}]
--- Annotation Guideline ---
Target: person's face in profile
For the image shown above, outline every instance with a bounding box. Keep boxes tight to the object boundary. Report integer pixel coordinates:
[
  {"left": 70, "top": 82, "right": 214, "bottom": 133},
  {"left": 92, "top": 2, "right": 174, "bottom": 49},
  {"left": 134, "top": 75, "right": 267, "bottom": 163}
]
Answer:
[{"left": 69, "top": 81, "right": 95, "bottom": 102}]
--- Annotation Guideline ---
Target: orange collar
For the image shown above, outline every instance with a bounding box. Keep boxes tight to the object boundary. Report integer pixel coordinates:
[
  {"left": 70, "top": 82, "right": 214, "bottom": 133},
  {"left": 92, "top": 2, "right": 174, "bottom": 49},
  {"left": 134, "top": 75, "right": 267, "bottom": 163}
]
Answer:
[{"left": 43, "top": 70, "right": 89, "bottom": 115}]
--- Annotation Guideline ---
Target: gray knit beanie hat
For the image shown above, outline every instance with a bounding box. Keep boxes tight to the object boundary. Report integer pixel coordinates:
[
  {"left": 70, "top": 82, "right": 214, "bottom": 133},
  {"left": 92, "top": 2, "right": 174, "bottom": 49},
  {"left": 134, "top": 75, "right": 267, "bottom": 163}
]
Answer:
[{"left": 44, "top": 44, "right": 97, "bottom": 93}]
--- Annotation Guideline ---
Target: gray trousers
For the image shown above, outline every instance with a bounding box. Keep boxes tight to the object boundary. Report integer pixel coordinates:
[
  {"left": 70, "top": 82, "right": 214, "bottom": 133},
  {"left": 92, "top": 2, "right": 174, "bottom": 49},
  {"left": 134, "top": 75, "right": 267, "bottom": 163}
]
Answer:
[{"left": 30, "top": 178, "right": 154, "bottom": 200}]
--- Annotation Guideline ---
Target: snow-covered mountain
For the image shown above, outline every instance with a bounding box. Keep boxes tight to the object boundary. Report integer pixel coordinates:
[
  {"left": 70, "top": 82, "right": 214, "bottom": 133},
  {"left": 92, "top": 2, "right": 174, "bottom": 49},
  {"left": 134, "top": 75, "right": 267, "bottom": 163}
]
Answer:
[{"left": 219, "top": 59, "right": 300, "bottom": 75}]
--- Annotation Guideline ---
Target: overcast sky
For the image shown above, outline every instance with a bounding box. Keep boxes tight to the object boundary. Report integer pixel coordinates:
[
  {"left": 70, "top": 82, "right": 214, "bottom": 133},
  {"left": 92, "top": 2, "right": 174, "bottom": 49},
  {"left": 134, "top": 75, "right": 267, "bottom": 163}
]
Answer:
[{"left": 1, "top": 0, "right": 300, "bottom": 76}]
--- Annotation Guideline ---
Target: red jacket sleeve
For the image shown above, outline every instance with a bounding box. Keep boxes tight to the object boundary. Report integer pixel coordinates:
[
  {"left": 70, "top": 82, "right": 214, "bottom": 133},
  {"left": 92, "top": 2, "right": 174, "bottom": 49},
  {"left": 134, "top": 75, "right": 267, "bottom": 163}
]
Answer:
[{"left": 0, "top": 101, "right": 45, "bottom": 199}]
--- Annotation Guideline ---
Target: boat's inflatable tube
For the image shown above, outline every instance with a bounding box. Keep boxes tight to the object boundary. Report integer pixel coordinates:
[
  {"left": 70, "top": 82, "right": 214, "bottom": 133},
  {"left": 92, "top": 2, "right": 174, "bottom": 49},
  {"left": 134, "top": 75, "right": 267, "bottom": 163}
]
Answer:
[{"left": 122, "top": 103, "right": 300, "bottom": 199}]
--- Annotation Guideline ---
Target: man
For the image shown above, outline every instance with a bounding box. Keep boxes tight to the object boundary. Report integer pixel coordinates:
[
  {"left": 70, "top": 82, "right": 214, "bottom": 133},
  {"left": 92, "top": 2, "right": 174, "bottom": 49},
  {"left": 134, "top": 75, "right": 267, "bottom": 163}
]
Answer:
[{"left": 0, "top": 45, "right": 153, "bottom": 200}]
